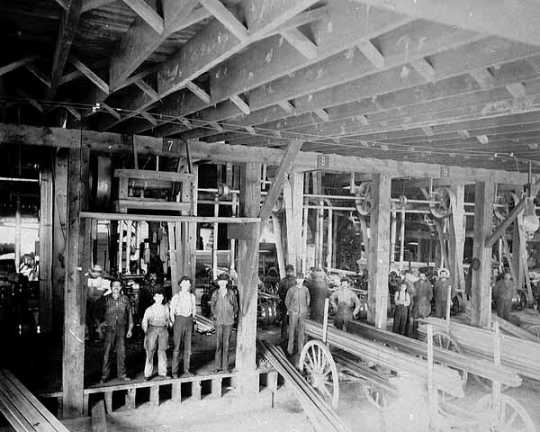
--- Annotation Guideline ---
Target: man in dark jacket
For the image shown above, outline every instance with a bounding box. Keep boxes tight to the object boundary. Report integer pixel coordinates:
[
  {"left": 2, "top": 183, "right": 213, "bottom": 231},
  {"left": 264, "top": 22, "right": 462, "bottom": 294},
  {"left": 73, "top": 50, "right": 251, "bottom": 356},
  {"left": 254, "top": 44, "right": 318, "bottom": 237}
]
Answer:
[
  {"left": 277, "top": 264, "right": 297, "bottom": 344},
  {"left": 285, "top": 273, "right": 310, "bottom": 356},
  {"left": 434, "top": 269, "right": 453, "bottom": 318},
  {"left": 99, "top": 280, "right": 133, "bottom": 383},
  {"left": 494, "top": 272, "right": 515, "bottom": 321},
  {"left": 210, "top": 273, "right": 238, "bottom": 372}
]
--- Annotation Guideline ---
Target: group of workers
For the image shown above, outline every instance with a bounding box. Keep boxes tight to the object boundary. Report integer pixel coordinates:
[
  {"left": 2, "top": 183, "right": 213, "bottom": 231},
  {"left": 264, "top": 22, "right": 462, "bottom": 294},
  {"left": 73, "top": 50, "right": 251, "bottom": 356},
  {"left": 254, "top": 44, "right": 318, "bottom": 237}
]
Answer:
[{"left": 91, "top": 267, "right": 238, "bottom": 383}]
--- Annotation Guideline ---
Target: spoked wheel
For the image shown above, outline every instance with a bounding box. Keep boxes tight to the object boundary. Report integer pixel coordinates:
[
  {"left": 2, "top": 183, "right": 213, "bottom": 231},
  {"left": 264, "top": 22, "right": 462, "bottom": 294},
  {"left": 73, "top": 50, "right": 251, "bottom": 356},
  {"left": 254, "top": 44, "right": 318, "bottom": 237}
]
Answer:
[
  {"left": 299, "top": 340, "right": 340, "bottom": 408},
  {"left": 475, "top": 394, "right": 535, "bottom": 432},
  {"left": 431, "top": 331, "right": 468, "bottom": 389},
  {"left": 362, "top": 384, "right": 389, "bottom": 410}
]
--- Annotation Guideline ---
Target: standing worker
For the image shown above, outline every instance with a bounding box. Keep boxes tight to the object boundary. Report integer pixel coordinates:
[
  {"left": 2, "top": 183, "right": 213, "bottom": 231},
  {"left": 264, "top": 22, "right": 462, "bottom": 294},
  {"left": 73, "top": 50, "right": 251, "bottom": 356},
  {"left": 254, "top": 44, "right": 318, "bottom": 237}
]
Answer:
[
  {"left": 433, "top": 268, "right": 453, "bottom": 318},
  {"left": 141, "top": 288, "right": 171, "bottom": 380},
  {"left": 285, "top": 273, "right": 311, "bottom": 356},
  {"left": 99, "top": 280, "right": 133, "bottom": 383},
  {"left": 170, "top": 276, "right": 196, "bottom": 378},
  {"left": 494, "top": 272, "right": 515, "bottom": 321},
  {"left": 277, "top": 264, "right": 297, "bottom": 346},
  {"left": 329, "top": 277, "right": 360, "bottom": 331},
  {"left": 210, "top": 273, "right": 238, "bottom": 373},
  {"left": 392, "top": 282, "right": 410, "bottom": 335},
  {"left": 413, "top": 271, "right": 433, "bottom": 319}
]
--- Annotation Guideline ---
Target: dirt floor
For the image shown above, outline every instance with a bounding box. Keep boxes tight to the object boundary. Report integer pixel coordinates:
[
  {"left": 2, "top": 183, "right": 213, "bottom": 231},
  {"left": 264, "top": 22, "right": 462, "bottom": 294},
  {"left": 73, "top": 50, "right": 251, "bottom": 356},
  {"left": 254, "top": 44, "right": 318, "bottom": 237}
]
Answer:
[{"left": 2, "top": 321, "right": 540, "bottom": 432}]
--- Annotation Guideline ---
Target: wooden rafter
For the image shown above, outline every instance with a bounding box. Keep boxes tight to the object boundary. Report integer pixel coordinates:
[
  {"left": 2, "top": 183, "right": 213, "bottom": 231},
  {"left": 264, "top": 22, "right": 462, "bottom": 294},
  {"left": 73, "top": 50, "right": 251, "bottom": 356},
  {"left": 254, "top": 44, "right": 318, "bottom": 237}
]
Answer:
[
  {"left": 70, "top": 56, "right": 109, "bottom": 94},
  {"left": 357, "top": 40, "right": 385, "bottom": 69},
  {"left": 230, "top": 95, "right": 251, "bottom": 115},
  {"left": 0, "top": 57, "right": 37, "bottom": 77},
  {"left": 199, "top": 0, "right": 249, "bottom": 42},
  {"left": 121, "top": 0, "right": 164, "bottom": 34},
  {"left": 485, "top": 198, "right": 528, "bottom": 248},
  {"left": 81, "top": 0, "right": 115, "bottom": 13},
  {"left": 47, "top": 0, "right": 82, "bottom": 99},
  {"left": 281, "top": 28, "right": 318, "bottom": 60},
  {"left": 185, "top": 81, "right": 211, "bottom": 104},
  {"left": 25, "top": 64, "right": 51, "bottom": 88}
]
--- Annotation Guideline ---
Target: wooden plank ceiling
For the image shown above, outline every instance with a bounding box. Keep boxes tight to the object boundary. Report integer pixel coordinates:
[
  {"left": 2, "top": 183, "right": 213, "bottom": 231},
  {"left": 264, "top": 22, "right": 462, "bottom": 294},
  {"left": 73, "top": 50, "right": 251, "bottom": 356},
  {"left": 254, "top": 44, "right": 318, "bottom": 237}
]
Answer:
[{"left": 1, "top": 0, "right": 540, "bottom": 172}]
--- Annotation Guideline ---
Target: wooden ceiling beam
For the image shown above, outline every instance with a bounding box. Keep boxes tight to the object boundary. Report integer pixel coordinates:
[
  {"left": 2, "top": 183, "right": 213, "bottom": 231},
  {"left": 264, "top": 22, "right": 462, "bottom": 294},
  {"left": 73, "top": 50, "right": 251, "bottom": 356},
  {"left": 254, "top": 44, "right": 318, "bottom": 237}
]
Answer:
[
  {"left": 121, "top": 0, "right": 164, "bottom": 34},
  {"left": 357, "top": 40, "right": 385, "bottom": 69},
  {"left": 141, "top": 111, "right": 158, "bottom": 126},
  {"left": 278, "top": 100, "right": 296, "bottom": 114},
  {"left": 180, "top": 38, "right": 540, "bottom": 142},
  {"left": 16, "top": 90, "right": 43, "bottom": 113},
  {"left": 349, "top": 0, "right": 540, "bottom": 47},
  {"left": 0, "top": 122, "right": 531, "bottom": 183},
  {"left": 81, "top": 0, "right": 115, "bottom": 13},
  {"left": 134, "top": 79, "right": 158, "bottom": 100},
  {"left": 65, "top": 106, "right": 81, "bottom": 120},
  {"left": 185, "top": 81, "right": 211, "bottom": 104},
  {"left": 47, "top": 0, "right": 82, "bottom": 100},
  {"left": 158, "top": 20, "right": 483, "bottom": 138},
  {"left": 70, "top": 56, "right": 109, "bottom": 94},
  {"left": 411, "top": 58, "right": 436, "bottom": 82},
  {"left": 109, "top": 0, "right": 201, "bottom": 91},
  {"left": 313, "top": 108, "right": 329, "bottom": 122},
  {"left": 0, "top": 56, "right": 37, "bottom": 77},
  {"left": 101, "top": 1, "right": 401, "bottom": 131},
  {"left": 280, "top": 28, "right": 318, "bottom": 60},
  {"left": 199, "top": 0, "right": 249, "bottom": 42},
  {"left": 101, "top": 102, "right": 121, "bottom": 120},
  {"left": 230, "top": 95, "right": 251, "bottom": 115},
  {"left": 505, "top": 82, "right": 527, "bottom": 98},
  {"left": 25, "top": 64, "right": 51, "bottom": 88}
]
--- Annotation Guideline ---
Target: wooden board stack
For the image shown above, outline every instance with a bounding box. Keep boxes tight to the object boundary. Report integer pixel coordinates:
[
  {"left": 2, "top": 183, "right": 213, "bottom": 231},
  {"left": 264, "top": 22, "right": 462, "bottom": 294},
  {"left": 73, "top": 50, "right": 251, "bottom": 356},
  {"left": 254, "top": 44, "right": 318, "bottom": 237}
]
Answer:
[{"left": 418, "top": 317, "right": 540, "bottom": 381}]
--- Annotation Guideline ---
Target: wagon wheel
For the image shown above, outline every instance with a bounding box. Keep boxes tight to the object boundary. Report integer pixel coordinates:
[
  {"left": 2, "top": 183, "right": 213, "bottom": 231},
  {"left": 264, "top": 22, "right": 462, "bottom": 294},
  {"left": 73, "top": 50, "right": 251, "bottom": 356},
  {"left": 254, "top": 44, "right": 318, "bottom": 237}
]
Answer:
[
  {"left": 431, "top": 331, "right": 468, "bottom": 394},
  {"left": 429, "top": 187, "right": 454, "bottom": 219},
  {"left": 355, "top": 182, "right": 373, "bottom": 216},
  {"left": 362, "top": 383, "right": 389, "bottom": 410},
  {"left": 475, "top": 394, "right": 535, "bottom": 432},
  {"left": 299, "top": 340, "right": 340, "bottom": 408}
]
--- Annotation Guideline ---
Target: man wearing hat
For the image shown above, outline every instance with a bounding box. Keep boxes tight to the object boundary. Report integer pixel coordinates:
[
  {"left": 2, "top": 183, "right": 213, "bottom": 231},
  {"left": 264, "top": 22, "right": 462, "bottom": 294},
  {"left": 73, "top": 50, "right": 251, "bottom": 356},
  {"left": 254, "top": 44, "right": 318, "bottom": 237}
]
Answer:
[
  {"left": 277, "top": 264, "right": 297, "bottom": 344},
  {"left": 210, "top": 273, "right": 238, "bottom": 372},
  {"left": 329, "top": 277, "right": 360, "bottom": 331},
  {"left": 170, "top": 276, "right": 196, "bottom": 377},
  {"left": 141, "top": 287, "right": 171, "bottom": 380},
  {"left": 99, "top": 280, "right": 133, "bottom": 383},
  {"left": 433, "top": 269, "right": 453, "bottom": 318},
  {"left": 86, "top": 264, "right": 111, "bottom": 342},
  {"left": 285, "top": 273, "right": 311, "bottom": 356}
]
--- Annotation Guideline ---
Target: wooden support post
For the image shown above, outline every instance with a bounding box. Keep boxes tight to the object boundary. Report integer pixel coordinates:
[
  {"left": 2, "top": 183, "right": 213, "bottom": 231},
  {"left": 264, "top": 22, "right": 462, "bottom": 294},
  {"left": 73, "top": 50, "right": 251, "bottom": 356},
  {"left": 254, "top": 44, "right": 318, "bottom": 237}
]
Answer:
[
  {"left": 125, "top": 388, "right": 136, "bottom": 409},
  {"left": 91, "top": 399, "right": 107, "bottom": 432},
  {"left": 104, "top": 391, "right": 112, "bottom": 413},
  {"left": 390, "top": 211, "right": 396, "bottom": 263},
  {"left": 62, "top": 147, "right": 90, "bottom": 418},
  {"left": 192, "top": 380, "right": 201, "bottom": 400},
  {"left": 235, "top": 162, "right": 261, "bottom": 395},
  {"left": 448, "top": 184, "right": 465, "bottom": 295},
  {"left": 367, "top": 174, "right": 391, "bottom": 329},
  {"left": 149, "top": 385, "right": 159, "bottom": 406},
  {"left": 171, "top": 382, "right": 181, "bottom": 403},
  {"left": 39, "top": 157, "right": 54, "bottom": 333},
  {"left": 181, "top": 165, "right": 197, "bottom": 281},
  {"left": 326, "top": 207, "right": 333, "bottom": 269},
  {"left": 471, "top": 180, "right": 495, "bottom": 328},
  {"left": 211, "top": 377, "right": 222, "bottom": 399},
  {"left": 272, "top": 215, "right": 285, "bottom": 278},
  {"left": 399, "top": 207, "right": 405, "bottom": 269},
  {"left": 283, "top": 172, "right": 304, "bottom": 273},
  {"left": 512, "top": 222, "right": 524, "bottom": 290},
  {"left": 52, "top": 150, "right": 68, "bottom": 331}
]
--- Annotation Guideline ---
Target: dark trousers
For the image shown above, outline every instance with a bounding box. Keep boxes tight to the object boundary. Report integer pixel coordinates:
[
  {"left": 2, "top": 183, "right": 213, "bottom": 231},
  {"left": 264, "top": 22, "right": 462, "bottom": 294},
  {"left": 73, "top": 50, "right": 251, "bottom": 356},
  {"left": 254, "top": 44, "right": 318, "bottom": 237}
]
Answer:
[
  {"left": 215, "top": 324, "right": 233, "bottom": 371},
  {"left": 144, "top": 325, "right": 168, "bottom": 377},
  {"left": 102, "top": 326, "right": 126, "bottom": 380},
  {"left": 434, "top": 300, "right": 447, "bottom": 318},
  {"left": 496, "top": 298, "right": 512, "bottom": 321},
  {"left": 172, "top": 315, "right": 193, "bottom": 375},
  {"left": 392, "top": 305, "right": 408, "bottom": 335},
  {"left": 334, "top": 307, "right": 353, "bottom": 331}
]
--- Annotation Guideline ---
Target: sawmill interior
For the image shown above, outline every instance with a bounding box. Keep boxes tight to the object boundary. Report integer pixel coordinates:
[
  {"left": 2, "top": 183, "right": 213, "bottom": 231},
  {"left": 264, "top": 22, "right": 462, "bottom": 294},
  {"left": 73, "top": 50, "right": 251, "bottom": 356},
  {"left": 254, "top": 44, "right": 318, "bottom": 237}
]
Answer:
[{"left": 1, "top": 0, "right": 540, "bottom": 431}]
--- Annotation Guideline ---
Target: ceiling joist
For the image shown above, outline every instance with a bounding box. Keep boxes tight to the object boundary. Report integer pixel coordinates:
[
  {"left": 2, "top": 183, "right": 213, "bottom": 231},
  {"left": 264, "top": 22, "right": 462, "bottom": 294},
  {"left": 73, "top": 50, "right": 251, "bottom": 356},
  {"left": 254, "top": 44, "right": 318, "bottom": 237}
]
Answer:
[
  {"left": 199, "top": 0, "right": 249, "bottom": 42},
  {"left": 121, "top": 0, "right": 164, "bottom": 34}
]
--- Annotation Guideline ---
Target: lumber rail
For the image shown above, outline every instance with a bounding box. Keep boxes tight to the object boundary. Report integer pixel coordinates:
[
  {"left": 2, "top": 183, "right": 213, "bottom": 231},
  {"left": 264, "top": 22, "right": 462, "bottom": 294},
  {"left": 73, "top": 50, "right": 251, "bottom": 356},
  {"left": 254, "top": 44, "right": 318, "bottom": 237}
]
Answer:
[
  {"left": 0, "top": 369, "right": 70, "bottom": 432},
  {"left": 304, "top": 320, "right": 464, "bottom": 398},
  {"left": 419, "top": 318, "right": 540, "bottom": 381},
  {"left": 346, "top": 320, "right": 521, "bottom": 387}
]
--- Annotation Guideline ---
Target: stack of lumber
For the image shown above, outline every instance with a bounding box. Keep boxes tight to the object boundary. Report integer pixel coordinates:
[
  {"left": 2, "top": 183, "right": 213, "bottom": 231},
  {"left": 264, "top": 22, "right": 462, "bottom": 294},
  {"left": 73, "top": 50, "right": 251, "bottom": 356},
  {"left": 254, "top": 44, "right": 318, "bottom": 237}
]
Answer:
[
  {"left": 257, "top": 340, "right": 350, "bottom": 432},
  {"left": 0, "top": 369, "right": 70, "bottom": 432},
  {"left": 460, "top": 310, "right": 540, "bottom": 342},
  {"left": 418, "top": 317, "right": 540, "bottom": 381},
  {"left": 346, "top": 320, "right": 521, "bottom": 387},
  {"left": 194, "top": 314, "right": 215, "bottom": 334},
  {"left": 304, "top": 320, "right": 465, "bottom": 398}
]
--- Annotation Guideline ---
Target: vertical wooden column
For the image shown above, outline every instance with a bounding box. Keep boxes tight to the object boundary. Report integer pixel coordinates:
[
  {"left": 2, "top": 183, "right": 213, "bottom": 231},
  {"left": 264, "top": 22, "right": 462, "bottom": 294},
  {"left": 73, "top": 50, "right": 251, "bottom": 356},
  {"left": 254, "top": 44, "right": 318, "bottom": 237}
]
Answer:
[
  {"left": 181, "top": 166, "right": 198, "bottom": 282},
  {"left": 52, "top": 150, "right": 68, "bottom": 332},
  {"left": 283, "top": 172, "right": 304, "bottom": 272},
  {"left": 235, "top": 162, "right": 261, "bottom": 395},
  {"left": 62, "top": 147, "right": 90, "bottom": 418},
  {"left": 39, "top": 155, "right": 54, "bottom": 333},
  {"left": 367, "top": 174, "right": 391, "bottom": 329},
  {"left": 512, "top": 187, "right": 524, "bottom": 289},
  {"left": 448, "top": 184, "right": 465, "bottom": 295},
  {"left": 471, "top": 180, "right": 495, "bottom": 327}
]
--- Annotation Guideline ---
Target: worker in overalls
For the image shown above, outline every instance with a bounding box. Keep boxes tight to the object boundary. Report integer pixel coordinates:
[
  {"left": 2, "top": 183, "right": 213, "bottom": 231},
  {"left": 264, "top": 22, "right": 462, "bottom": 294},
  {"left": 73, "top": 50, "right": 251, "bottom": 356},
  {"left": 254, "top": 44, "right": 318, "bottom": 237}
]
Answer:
[
  {"left": 433, "top": 268, "right": 453, "bottom": 318},
  {"left": 392, "top": 282, "right": 410, "bottom": 335},
  {"left": 329, "top": 277, "right": 360, "bottom": 331},
  {"left": 285, "top": 273, "right": 310, "bottom": 356}
]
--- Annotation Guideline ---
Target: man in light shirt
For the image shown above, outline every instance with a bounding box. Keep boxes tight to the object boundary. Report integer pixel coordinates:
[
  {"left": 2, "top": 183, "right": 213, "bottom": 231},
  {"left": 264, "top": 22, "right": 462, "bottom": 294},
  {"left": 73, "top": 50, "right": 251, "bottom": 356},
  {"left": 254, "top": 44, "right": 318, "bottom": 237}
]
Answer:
[
  {"left": 170, "top": 276, "right": 197, "bottom": 378},
  {"left": 141, "top": 288, "right": 171, "bottom": 380}
]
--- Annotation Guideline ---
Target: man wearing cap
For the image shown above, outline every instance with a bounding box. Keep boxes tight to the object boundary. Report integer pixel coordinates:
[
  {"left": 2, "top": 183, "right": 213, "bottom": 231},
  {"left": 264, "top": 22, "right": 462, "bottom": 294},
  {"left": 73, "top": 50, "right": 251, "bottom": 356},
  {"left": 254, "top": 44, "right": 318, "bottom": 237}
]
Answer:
[
  {"left": 141, "top": 287, "right": 171, "bottom": 380},
  {"left": 433, "top": 269, "right": 453, "bottom": 318},
  {"left": 285, "top": 273, "right": 311, "bottom": 356},
  {"left": 494, "top": 272, "right": 515, "bottom": 321},
  {"left": 170, "top": 276, "right": 196, "bottom": 378},
  {"left": 330, "top": 277, "right": 360, "bottom": 331},
  {"left": 277, "top": 264, "right": 297, "bottom": 344},
  {"left": 99, "top": 280, "right": 133, "bottom": 383},
  {"left": 413, "top": 271, "right": 433, "bottom": 319},
  {"left": 210, "top": 273, "right": 238, "bottom": 372}
]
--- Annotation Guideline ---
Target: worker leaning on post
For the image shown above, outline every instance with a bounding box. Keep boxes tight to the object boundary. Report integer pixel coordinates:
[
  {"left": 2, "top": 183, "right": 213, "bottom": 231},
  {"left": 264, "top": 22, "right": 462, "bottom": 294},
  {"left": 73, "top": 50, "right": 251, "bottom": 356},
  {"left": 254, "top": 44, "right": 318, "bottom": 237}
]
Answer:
[
  {"left": 285, "top": 272, "right": 311, "bottom": 356},
  {"left": 99, "top": 280, "right": 133, "bottom": 383},
  {"left": 211, "top": 273, "right": 238, "bottom": 373},
  {"left": 141, "top": 287, "right": 171, "bottom": 380},
  {"left": 493, "top": 272, "right": 515, "bottom": 321},
  {"left": 170, "top": 276, "right": 197, "bottom": 378},
  {"left": 329, "top": 277, "right": 360, "bottom": 331}
]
